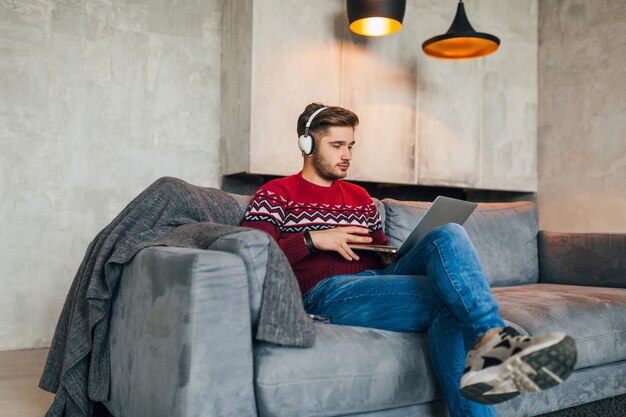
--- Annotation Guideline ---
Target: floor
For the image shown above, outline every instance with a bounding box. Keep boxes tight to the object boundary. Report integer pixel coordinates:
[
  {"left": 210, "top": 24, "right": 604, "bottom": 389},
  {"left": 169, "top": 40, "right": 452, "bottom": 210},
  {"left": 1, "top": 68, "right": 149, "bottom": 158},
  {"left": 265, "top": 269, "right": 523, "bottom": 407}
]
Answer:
[{"left": 0, "top": 348, "right": 54, "bottom": 417}]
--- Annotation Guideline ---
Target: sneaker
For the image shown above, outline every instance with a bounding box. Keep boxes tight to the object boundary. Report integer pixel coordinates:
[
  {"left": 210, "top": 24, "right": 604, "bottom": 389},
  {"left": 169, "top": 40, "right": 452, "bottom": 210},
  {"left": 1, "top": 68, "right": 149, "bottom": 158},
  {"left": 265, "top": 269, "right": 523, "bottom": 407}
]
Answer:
[{"left": 460, "top": 326, "right": 577, "bottom": 405}]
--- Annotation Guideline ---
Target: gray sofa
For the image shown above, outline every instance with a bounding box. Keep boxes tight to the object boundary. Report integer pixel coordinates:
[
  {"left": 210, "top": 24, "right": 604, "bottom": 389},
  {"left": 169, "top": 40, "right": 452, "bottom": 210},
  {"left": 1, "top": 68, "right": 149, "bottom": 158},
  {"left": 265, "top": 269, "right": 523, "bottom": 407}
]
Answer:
[{"left": 104, "top": 196, "right": 626, "bottom": 417}]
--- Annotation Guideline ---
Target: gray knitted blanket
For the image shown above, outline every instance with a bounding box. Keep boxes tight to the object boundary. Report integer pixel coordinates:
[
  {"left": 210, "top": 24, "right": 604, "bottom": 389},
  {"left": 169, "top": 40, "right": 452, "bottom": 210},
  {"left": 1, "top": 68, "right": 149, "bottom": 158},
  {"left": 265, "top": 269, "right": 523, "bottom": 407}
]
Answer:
[{"left": 39, "top": 177, "right": 315, "bottom": 417}]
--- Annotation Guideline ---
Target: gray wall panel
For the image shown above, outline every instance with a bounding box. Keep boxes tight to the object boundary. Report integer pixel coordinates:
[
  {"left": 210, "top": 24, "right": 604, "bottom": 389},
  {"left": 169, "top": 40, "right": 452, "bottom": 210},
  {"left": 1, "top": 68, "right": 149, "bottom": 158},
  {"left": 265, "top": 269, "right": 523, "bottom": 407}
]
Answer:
[
  {"left": 538, "top": 0, "right": 626, "bottom": 232},
  {"left": 0, "top": 0, "right": 223, "bottom": 350}
]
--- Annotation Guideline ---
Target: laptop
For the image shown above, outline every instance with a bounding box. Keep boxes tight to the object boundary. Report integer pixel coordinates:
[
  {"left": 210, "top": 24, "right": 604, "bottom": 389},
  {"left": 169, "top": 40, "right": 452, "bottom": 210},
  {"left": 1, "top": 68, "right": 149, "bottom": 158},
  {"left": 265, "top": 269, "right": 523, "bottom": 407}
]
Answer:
[{"left": 349, "top": 196, "right": 478, "bottom": 256}]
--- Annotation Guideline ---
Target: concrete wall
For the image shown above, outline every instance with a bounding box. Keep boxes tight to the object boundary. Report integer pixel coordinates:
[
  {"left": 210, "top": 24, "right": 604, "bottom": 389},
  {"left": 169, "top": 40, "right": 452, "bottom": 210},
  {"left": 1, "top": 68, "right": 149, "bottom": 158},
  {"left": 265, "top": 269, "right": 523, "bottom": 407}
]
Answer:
[
  {"left": 3, "top": 0, "right": 624, "bottom": 351},
  {"left": 222, "top": 0, "right": 538, "bottom": 192},
  {"left": 538, "top": 0, "right": 626, "bottom": 232},
  {"left": 0, "top": 0, "right": 222, "bottom": 350}
]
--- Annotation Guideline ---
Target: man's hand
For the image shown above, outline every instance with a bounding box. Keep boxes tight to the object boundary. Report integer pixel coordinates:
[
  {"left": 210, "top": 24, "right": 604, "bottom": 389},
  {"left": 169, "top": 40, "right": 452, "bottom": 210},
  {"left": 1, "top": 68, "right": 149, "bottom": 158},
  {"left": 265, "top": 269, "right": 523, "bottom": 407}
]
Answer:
[{"left": 308, "top": 226, "right": 372, "bottom": 261}]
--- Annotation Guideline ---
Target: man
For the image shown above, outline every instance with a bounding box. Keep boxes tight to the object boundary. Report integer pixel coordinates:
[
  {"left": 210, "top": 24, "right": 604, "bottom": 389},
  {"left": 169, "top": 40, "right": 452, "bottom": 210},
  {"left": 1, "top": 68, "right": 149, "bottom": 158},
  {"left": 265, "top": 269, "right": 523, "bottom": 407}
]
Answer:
[{"left": 241, "top": 103, "right": 576, "bottom": 417}]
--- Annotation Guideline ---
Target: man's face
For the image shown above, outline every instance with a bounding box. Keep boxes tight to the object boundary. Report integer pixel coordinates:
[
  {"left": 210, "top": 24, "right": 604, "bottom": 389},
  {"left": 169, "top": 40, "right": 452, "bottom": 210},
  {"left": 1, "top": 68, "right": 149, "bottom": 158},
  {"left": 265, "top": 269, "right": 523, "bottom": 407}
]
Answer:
[{"left": 311, "top": 126, "right": 355, "bottom": 181}]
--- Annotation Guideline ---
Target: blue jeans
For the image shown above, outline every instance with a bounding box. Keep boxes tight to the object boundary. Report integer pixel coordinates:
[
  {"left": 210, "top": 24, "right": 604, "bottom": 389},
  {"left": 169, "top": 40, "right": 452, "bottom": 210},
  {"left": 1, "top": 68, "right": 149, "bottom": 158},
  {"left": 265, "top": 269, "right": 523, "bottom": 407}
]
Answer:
[{"left": 302, "top": 223, "right": 505, "bottom": 417}]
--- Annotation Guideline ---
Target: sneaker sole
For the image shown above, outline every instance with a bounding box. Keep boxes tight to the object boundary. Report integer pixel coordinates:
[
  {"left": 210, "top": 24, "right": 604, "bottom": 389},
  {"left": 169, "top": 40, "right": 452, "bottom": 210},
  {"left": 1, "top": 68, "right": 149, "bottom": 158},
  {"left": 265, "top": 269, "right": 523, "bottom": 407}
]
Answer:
[{"left": 461, "top": 335, "right": 577, "bottom": 405}]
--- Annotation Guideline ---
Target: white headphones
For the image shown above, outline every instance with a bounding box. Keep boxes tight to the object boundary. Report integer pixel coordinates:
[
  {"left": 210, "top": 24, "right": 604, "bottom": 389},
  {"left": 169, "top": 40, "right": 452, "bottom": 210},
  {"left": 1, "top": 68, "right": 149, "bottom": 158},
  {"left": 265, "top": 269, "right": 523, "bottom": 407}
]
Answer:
[{"left": 298, "top": 106, "right": 328, "bottom": 155}]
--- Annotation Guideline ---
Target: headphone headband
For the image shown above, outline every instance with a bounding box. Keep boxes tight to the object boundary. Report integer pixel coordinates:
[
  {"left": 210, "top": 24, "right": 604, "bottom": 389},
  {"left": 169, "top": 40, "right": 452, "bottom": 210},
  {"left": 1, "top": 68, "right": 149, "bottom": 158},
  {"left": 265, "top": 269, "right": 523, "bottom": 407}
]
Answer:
[{"left": 304, "top": 106, "right": 328, "bottom": 137}]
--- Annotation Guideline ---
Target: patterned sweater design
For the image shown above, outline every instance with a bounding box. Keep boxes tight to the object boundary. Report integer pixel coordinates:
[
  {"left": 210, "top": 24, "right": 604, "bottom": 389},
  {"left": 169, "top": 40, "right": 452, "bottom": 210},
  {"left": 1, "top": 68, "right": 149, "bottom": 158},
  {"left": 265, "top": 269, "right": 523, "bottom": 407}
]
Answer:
[{"left": 241, "top": 172, "right": 387, "bottom": 294}]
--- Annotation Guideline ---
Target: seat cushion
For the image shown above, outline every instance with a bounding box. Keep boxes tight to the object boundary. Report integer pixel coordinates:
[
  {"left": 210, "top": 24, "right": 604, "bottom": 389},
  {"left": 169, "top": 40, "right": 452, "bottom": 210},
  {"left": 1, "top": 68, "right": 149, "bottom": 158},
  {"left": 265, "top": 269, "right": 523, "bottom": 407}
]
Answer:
[
  {"left": 254, "top": 284, "right": 626, "bottom": 416},
  {"left": 383, "top": 199, "right": 539, "bottom": 287},
  {"left": 493, "top": 283, "right": 626, "bottom": 369},
  {"left": 254, "top": 324, "right": 440, "bottom": 417}
]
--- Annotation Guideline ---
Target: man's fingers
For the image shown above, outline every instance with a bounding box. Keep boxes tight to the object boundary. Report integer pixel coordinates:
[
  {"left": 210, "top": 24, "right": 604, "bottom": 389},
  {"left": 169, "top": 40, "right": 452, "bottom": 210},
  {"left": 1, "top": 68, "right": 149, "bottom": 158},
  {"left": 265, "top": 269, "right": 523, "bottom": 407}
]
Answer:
[
  {"left": 339, "top": 226, "right": 370, "bottom": 235},
  {"left": 340, "top": 242, "right": 360, "bottom": 261},
  {"left": 345, "top": 234, "right": 373, "bottom": 243},
  {"left": 335, "top": 245, "right": 353, "bottom": 261}
]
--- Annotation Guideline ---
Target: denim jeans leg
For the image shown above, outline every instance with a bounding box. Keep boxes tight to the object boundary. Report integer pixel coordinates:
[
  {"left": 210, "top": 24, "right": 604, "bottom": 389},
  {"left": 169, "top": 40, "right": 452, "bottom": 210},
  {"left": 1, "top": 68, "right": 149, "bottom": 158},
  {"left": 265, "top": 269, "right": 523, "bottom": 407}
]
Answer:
[
  {"left": 300, "top": 222, "right": 505, "bottom": 417},
  {"left": 302, "top": 273, "right": 496, "bottom": 417},
  {"left": 428, "top": 305, "right": 497, "bottom": 417},
  {"left": 379, "top": 223, "right": 505, "bottom": 347},
  {"left": 303, "top": 273, "right": 441, "bottom": 333}
]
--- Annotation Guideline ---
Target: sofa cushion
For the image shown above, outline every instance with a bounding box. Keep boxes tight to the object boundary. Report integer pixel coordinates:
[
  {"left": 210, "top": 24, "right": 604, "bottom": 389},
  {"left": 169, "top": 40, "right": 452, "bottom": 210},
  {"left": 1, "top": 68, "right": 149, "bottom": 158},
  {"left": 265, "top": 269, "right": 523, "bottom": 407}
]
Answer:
[
  {"left": 493, "top": 283, "right": 626, "bottom": 370},
  {"left": 538, "top": 231, "right": 626, "bottom": 288},
  {"left": 383, "top": 200, "right": 539, "bottom": 287},
  {"left": 253, "top": 283, "right": 626, "bottom": 417},
  {"left": 228, "top": 193, "right": 253, "bottom": 220},
  {"left": 254, "top": 325, "right": 440, "bottom": 417}
]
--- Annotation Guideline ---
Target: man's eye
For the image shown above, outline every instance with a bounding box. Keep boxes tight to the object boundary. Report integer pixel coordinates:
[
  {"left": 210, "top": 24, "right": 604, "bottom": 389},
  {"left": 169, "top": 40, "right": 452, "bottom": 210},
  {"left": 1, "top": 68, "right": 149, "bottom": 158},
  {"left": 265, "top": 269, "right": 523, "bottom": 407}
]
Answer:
[
  {"left": 348, "top": 146, "right": 353, "bottom": 150},
  {"left": 333, "top": 145, "right": 340, "bottom": 149}
]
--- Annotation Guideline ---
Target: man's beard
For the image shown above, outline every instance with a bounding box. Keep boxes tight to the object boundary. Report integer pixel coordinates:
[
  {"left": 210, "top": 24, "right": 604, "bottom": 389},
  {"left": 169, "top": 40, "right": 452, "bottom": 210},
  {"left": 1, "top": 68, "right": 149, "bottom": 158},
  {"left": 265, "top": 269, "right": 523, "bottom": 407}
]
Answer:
[{"left": 312, "top": 150, "right": 346, "bottom": 181}]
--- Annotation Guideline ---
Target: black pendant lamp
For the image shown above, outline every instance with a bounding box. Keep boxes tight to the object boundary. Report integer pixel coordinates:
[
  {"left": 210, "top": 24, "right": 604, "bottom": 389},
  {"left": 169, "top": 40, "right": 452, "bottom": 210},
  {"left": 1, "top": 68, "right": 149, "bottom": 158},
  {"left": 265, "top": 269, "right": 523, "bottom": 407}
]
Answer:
[
  {"left": 422, "top": 0, "right": 500, "bottom": 60},
  {"left": 347, "top": 0, "right": 406, "bottom": 37}
]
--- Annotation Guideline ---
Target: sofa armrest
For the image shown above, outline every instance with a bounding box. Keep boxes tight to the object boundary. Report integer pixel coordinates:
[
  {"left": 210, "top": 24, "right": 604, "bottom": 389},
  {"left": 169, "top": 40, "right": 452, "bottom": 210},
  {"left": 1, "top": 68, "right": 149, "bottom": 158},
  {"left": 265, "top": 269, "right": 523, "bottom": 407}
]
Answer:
[
  {"left": 105, "top": 246, "right": 258, "bottom": 417},
  {"left": 538, "top": 231, "right": 626, "bottom": 288}
]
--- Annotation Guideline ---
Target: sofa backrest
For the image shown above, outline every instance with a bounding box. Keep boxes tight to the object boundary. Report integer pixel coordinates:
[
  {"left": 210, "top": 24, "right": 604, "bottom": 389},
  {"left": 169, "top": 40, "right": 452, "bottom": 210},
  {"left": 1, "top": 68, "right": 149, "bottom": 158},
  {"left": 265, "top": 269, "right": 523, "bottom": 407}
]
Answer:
[
  {"left": 229, "top": 193, "right": 253, "bottom": 214},
  {"left": 230, "top": 192, "right": 539, "bottom": 287},
  {"left": 382, "top": 199, "right": 540, "bottom": 287}
]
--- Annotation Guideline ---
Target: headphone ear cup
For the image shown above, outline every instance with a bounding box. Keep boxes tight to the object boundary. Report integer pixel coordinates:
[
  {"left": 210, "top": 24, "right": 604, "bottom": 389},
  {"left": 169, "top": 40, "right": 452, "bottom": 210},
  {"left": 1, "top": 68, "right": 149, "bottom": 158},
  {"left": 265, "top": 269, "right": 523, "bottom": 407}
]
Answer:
[{"left": 298, "top": 135, "right": 313, "bottom": 155}]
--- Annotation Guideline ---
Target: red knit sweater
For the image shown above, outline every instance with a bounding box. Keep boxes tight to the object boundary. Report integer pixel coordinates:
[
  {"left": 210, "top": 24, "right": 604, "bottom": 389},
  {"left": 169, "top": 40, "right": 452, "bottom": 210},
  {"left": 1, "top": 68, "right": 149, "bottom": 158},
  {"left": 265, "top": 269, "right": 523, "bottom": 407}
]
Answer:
[{"left": 240, "top": 172, "right": 387, "bottom": 295}]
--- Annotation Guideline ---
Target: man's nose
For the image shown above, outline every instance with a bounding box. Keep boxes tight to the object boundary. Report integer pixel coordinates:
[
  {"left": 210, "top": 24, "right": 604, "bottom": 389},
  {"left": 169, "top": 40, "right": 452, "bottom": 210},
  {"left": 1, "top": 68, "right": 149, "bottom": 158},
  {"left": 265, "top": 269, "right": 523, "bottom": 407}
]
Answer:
[{"left": 342, "top": 148, "right": 352, "bottom": 160}]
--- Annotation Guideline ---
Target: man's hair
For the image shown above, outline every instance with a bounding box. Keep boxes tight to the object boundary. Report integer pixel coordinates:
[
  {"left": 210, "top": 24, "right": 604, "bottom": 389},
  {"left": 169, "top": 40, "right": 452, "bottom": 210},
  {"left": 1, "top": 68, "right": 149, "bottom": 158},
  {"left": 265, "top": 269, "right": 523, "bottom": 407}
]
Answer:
[{"left": 296, "top": 103, "right": 359, "bottom": 142}]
